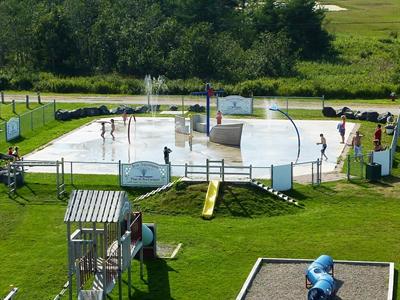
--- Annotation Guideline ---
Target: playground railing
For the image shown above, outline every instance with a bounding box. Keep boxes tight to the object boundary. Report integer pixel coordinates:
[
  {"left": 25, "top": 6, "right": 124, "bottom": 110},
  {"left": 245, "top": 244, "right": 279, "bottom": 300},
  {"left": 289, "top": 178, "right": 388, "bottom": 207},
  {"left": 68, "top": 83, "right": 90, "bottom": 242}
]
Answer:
[
  {"left": 105, "top": 248, "right": 119, "bottom": 288},
  {"left": 76, "top": 247, "right": 96, "bottom": 289},
  {"left": 24, "top": 158, "right": 322, "bottom": 185},
  {"left": 130, "top": 212, "right": 142, "bottom": 246}
]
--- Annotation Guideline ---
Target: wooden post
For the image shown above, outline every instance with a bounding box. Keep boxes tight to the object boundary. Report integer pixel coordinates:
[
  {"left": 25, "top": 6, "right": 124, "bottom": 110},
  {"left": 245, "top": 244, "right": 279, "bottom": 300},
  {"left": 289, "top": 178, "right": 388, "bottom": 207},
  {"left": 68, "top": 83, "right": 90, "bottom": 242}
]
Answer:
[
  {"left": 26, "top": 95, "right": 29, "bottom": 109},
  {"left": 12, "top": 100, "right": 16, "bottom": 114}
]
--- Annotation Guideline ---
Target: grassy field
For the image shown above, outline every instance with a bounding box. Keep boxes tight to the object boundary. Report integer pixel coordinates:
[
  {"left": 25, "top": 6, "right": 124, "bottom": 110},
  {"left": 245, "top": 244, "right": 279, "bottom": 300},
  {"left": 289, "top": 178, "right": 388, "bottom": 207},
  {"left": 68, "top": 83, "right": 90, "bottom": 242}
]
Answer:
[
  {"left": 320, "top": 0, "right": 400, "bottom": 37},
  {"left": 1, "top": 171, "right": 400, "bottom": 299}
]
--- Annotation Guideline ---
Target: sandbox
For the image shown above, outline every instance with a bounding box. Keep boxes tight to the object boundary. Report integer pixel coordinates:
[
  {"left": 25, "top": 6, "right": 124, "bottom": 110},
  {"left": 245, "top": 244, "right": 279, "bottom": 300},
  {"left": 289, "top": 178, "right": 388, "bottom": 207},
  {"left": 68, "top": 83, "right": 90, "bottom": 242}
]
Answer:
[
  {"left": 237, "top": 258, "right": 394, "bottom": 300},
  {"left": 24, "top": 117, "right": 355, "bottom": 177}
]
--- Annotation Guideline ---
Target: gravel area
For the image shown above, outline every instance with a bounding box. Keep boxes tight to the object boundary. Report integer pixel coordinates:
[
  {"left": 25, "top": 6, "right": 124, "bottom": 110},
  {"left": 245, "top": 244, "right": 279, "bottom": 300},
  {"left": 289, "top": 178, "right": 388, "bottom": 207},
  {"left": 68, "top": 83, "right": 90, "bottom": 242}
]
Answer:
[{"left": 245, "top": 262, "right": 389, "bottom": 300}]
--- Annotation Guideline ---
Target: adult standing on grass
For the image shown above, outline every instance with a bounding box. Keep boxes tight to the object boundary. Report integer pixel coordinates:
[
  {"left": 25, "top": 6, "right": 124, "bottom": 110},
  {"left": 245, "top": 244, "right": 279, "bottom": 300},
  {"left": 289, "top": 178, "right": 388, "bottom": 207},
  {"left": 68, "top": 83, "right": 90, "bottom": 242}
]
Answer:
[
  {"left": 352, "top": 131, "right": 363, "bottom": 162},
  {"left": 316, "top": 133, "right": 328, "bottom": 161},
  {"left": 374, "top": 124, "right": 382, "bottom": 145},
  {"left": 337, "top": 115, "right": 346, "bottom": 144}
]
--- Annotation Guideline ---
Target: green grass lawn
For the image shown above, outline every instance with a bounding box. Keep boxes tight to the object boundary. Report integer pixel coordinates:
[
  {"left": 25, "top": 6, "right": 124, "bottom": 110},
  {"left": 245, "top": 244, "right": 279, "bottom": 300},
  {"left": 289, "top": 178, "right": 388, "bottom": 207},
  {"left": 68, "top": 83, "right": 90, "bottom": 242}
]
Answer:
[
  {"left": 320, "top": 0, "right": 400, "bottom": 37},
  {"left": 1, "top": 172, "right": 400, "bottom": 299}
]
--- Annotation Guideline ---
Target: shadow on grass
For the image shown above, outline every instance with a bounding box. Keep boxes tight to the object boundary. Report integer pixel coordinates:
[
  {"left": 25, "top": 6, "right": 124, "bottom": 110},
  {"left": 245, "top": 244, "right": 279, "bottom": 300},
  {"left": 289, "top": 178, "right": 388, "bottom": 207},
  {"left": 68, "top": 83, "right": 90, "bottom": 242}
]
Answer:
[
  {"left": 217, "top": 185, "right": 252, "bottom": 218},
  {"left": 129, "top": 258, "right": 176, "bottom": 300}
]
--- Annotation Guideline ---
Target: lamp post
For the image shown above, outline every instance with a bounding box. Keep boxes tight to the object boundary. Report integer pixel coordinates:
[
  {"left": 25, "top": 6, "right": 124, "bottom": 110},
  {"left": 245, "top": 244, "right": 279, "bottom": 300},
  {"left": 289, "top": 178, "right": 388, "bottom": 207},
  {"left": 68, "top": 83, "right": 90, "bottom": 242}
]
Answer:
[{"left": 269, "top": 105, "right": 301, "bottom": 163}]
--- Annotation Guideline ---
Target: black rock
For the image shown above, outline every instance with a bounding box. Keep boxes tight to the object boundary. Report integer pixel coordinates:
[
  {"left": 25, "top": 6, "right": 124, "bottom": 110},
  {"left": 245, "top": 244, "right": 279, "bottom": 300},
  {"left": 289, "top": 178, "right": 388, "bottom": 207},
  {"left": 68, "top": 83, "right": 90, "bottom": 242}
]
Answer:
[
  {"left": 169, "top": 105, "right": 178, "bottom": 111},
  {"left": 377, "top": 112, "right": 392, "bottom": 124},
  {"left": 70, "top": 108, "right": 85, "bottom": 119},
  {"left": 322, "top": 106, "right": 336, "bottom": 118},
  {"left": 188, "top": 104, "right": 205, "bottom": 113},
  {"left": 336, "top": 106, "right": 351, "bottom": 117},
  {"left": 344, "top": 111, "right": 355, "bottom": 119},
  {"left": 134, "top": 105, "right": 150, "bottom": 113},
  {"left": 55, "top": 109, "right": 72, "bottom": 121},
  {"left": 83, "top": 107, "right": 101, "bottom": 116},
  {"left": 356, "top": 111, "right": 368, "bottom": 120},
  {"left": 366, "top": 111, "right": 379, "bottom": 122},
  {"left": 98, "top": 105, "right": 110, "bottom": 115}
]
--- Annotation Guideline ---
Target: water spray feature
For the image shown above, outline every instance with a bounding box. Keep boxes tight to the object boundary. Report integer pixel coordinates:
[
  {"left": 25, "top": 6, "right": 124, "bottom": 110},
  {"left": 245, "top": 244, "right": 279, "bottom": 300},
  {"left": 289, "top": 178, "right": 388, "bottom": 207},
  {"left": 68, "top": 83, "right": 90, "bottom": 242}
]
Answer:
[{"left": 144, "top": 75, "right": 168, "bottom": 118}]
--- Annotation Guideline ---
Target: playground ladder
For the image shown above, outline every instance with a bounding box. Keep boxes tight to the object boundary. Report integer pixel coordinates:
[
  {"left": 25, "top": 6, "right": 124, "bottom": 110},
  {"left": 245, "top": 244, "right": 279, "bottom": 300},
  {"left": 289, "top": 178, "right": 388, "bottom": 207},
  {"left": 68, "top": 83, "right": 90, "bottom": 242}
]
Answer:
[{"left": 250, "top": 179, "right": 300, "bottom": 207}]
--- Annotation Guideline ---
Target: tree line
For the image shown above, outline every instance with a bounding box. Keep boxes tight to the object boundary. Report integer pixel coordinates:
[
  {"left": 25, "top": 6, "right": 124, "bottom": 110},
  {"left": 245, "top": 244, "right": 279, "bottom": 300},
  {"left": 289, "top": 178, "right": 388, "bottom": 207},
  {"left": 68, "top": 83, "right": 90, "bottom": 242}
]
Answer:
[{"left": 0, "top": 0, "right": 332, "bottom": 83}]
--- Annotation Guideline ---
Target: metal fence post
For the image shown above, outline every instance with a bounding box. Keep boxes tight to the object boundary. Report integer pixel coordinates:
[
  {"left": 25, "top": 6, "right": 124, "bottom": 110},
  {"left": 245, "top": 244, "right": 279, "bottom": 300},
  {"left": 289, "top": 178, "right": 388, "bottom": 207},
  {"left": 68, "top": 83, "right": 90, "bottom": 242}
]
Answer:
[
  {"left": 322, "top": 95, "right": 325, "bottom": 110},
  {"left": 206, "top": 159, "right": 209, "bottom": 181},
  {"left": 221, "top": 159, "right": 224, "bottom": 182},
  {"left": 26, "top": 95, "right": 29, "bottom": 109},
  {"left": 70, "top": 161, "right": 74, "bottom": 186},
  {"left": 37, "top": 92, "right": 41, "bottom": 104},
  {"left": 12, "top": 100, "right": 16, "bottom": 114},
  {"left": 286, "top": 98, "right": 289, "bottom": 113},
  {"left": 1, "top": 91, "right": 4, "bottom": 104},
  {"left": 311, "top": 162, "right": 314, "bottom": 185},
  {"left": 249, "top": 164, "right": 252, "bottom": 180},
  {"left": 185, "top": 163, "right": 188, "bottom": 178},
  {"left": 42, "top": 105, "right": 45, "bottom": 125}
]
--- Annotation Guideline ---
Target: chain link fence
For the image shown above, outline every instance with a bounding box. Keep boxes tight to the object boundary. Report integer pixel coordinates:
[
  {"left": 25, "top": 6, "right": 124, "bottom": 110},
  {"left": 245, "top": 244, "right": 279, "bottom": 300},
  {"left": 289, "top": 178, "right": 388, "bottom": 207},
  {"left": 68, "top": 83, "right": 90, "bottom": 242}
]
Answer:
[{"left": 19, "top": 101, "right": 55, "bottom": 136}]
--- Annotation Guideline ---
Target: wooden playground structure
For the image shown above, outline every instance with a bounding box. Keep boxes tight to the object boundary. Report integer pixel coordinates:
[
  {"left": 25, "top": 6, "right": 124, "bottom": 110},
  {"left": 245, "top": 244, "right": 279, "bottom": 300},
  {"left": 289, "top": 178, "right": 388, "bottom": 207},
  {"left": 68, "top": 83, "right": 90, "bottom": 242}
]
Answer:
[{"left": 65, "top": 190, "right": 148, "bottom": 300}]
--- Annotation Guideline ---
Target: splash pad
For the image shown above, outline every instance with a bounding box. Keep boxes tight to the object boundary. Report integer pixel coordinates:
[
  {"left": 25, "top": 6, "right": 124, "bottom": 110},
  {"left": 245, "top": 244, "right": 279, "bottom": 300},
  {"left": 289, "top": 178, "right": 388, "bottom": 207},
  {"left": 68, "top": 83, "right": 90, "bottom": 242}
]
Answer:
[{"left": 24, "top": 117, "right": 355, "bottom": 177}]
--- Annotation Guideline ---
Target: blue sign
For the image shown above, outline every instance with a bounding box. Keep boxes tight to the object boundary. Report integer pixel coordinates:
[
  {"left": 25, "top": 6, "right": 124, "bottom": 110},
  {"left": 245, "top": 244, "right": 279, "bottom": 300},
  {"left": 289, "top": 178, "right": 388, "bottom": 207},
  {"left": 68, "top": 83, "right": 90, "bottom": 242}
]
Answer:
[
  {"left": 217, "top": 96, "right": 253, "bottom": 115},
  {"left": 6, "top": 117, "right": 20, "bottom": 141},
  {"left": 120, "top": 161, "right": 170, "bottom": 187}
]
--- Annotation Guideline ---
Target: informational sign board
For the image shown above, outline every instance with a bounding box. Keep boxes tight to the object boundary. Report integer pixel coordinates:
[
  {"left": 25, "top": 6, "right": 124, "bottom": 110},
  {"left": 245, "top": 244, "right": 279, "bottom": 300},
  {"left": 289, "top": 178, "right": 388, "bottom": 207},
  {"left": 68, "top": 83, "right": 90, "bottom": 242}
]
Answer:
[
  {"left": 217, "top": 96, "right": 253, "bottom": 115},
  {"left": 271, "top": 164, "right": 293, "bottom": 191},
  {"left": 6, "top": 117, "right": 20, "bottom": 141},
  {"left": 120, "top": 161, "right": 170, "bottom": 187}
]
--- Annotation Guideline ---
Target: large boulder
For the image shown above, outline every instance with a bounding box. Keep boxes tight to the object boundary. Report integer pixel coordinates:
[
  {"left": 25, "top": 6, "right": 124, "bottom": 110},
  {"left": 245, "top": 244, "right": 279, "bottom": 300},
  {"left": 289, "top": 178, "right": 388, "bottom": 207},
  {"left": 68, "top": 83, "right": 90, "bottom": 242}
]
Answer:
[
  {"left": 98, "top": 105, "right": 110, "bottom": 115},
  {"left": 377, "top": 112, "right": 392, "bottom": 124},
  {"left": 355, "top": 111, "right": 368, "bottom": 120},
  {"left": 344, "top": 111, "right": 355, "bottom": 119},
  {"left": 55, "top": 109, "right": 72, "bottom": 121},
  {"left": 169, "top": 105, "right": 178, "bottom": 111},
  {"left": 69, "top": 108, "right": 86, "bottom": 119},
  {"left": 366, "top": 111, "right": 379, "bottom": 122},
  {"left": 188, "top": 104, "right": 205, "bottom": 113},
  {"left": 322, "top": 106, "right": 336, "bottom": 118},
  {"left": 112, "top": 105, "right": 135, "bottom": 114},
  {"left": 134, "top": 105, "right": 150, "bottom": 114},
  {"left": 336, "top": 106, "right": 351, "bottom": 117},
  {"left": 83, "top": 107, "right": 101, "bottom": 116}
]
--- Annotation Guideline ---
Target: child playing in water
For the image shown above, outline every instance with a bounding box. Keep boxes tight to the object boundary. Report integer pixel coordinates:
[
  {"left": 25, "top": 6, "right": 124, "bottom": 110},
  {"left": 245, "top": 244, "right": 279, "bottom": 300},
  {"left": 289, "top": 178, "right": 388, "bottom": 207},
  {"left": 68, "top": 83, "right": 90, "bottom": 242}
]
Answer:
[
  {"left": 100, "top": 122, "right": 106, "bottom": 139},
  {"left": 110, "top": 119, "right": 115, "bottom": 139},
  {"left": 122, "top": 110, "right": 128, "bottom": 126},
  {"left": 316, "top": 133, "right": 328, "bottom": 161}
]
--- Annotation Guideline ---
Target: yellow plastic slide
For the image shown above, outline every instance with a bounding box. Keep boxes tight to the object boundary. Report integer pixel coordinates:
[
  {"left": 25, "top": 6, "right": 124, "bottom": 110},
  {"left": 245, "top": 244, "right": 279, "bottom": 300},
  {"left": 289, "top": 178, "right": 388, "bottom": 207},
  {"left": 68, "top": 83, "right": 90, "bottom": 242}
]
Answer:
[{"left": 202, "top": 180, "right": 220, "bottom": 219}]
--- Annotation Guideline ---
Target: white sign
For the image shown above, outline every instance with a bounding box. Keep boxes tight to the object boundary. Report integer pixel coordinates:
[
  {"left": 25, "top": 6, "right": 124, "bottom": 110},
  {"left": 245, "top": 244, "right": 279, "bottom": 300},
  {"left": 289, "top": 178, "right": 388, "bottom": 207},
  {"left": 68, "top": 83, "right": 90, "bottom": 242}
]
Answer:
[
  {"left": 217, "top": 96, "right": 253, "bottom": 115},
  {"left": 272, "top": 164, "right": 293, "bottom": 191},
  {"left": 6, "top": 117, "right": 20, "bottom": 141},
  {"left": 120, "top": 161, "right": 170, "bottom": 187}
]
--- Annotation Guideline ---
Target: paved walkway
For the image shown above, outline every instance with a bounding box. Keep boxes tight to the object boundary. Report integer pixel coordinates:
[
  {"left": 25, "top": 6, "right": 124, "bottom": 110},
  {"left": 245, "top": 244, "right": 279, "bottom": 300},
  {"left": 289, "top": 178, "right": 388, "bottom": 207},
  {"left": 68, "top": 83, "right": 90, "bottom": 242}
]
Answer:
[{"left": 3, "top": 94, "right": 399, "bottom": 114}]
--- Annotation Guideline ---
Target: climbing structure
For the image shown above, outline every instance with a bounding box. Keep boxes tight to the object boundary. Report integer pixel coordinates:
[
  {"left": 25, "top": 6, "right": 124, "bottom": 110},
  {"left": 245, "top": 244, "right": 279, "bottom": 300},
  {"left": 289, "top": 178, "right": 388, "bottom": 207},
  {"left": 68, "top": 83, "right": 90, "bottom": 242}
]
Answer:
[{"left": 64, "top": 190, "right": 144, "bottom": 300}]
